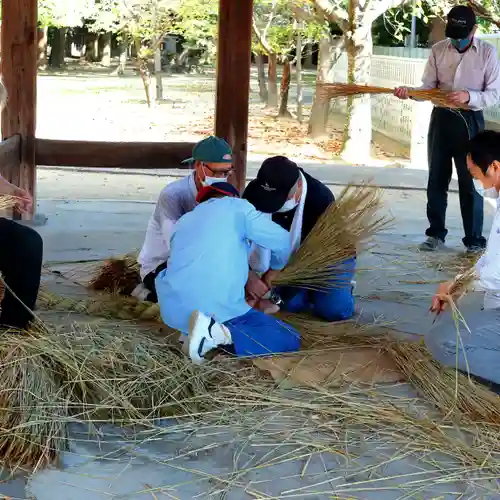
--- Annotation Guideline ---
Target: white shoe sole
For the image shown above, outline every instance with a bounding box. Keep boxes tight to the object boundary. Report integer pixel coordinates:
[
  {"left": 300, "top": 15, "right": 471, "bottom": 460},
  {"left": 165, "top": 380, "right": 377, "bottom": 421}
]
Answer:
[{"left": 188, "top": 310, "right": 206, "bottom": 365}]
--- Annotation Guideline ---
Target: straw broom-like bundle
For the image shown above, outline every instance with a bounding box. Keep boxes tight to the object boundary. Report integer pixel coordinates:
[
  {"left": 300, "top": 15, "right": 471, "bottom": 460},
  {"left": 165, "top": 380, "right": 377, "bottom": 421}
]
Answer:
[
  {"left": 317, "top": 83, "right": 464, "bottom": 109},
  {"left": 0, "top": 195, "right": 25, "bottom": 212},
  {"left": 387, "top": 341, "right": 500, "bottom": 424},
  {"left": 0, "top": 330, "right": 70, "bottom": 470},
  {"left": 88, "top": 251, "right": 140, "bottom": 295},
  {"left": 37, "top": 290, "right": 162, "bottom": 323},
  {"left": 274, "top": 184, "right": 391, "bottom": 290}
]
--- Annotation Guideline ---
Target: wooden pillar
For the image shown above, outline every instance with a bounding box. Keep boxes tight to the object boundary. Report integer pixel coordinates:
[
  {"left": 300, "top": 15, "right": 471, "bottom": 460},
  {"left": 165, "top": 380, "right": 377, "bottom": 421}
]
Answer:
[
  {"left": 215, "top": 0, "right": 253, "bottom": 192},
  {"left": 1, "top": 0, "right": 38, "bottom": 216}
]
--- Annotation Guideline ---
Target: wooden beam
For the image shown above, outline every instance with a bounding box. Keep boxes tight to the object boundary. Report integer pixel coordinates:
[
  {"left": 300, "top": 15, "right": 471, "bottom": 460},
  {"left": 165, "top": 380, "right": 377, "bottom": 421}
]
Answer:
[
  {"left": 1, "top": 0, "right": 38, "bottom": 216},
  {"left": 215, "top": 0, "right": 254, "bottom": 191},
  {"left": 35, "top": 139, "right": 196, "bottom": 169}
]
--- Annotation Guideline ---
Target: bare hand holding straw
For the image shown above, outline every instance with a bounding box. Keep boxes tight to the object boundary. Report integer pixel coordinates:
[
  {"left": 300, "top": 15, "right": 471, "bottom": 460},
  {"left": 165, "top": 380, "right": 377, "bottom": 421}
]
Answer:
[{"left": 0, "top": 175, "right": 32, "bottom": 213}]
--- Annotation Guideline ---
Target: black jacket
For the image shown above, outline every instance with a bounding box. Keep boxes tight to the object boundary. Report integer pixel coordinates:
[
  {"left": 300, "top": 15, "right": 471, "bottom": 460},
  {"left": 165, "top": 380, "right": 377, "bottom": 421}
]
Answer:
[{"left": 272, "top": 169, "right": 334, "bottom": 241}]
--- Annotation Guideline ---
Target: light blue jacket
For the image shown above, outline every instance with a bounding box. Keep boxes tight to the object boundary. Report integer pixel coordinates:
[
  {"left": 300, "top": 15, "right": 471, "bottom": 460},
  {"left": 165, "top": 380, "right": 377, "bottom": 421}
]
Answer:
[{"left": 155, "top": 196, "right": 291, "bottom": 333}]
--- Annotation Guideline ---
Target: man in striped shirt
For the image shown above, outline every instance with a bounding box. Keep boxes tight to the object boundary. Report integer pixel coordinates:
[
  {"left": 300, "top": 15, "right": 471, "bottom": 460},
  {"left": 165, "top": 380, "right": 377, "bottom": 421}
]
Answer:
[{"left": 395, "top": 5, "right": 500, "bottom": 253}]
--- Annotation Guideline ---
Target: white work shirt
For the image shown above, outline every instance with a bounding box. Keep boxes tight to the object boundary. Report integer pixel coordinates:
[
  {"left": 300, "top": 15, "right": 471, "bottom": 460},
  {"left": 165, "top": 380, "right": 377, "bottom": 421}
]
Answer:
[
  {"left": 138, "top": 174, "right": 197, "bottom": 279},
  {"left": 421, "top": 38, "right": 500, "bottom": 110},
  {"left": 474, "top": 198, "right": 500, "bottom": 309}
]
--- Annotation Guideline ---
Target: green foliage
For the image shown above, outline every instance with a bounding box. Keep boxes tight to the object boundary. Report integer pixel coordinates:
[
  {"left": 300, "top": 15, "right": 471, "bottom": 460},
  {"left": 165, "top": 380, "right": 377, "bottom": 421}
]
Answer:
[
  {"left": 39, "top": 0, "right": 94, "bottom": 27},
  {"left": 172, "top": 0, "right": 218, "bottom": 60}
]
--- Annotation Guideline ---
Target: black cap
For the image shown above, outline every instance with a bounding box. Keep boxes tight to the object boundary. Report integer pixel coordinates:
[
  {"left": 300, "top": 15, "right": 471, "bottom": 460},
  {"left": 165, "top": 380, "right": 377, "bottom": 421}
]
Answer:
[
  {"left": 243, "top": 156, "right": 300, "bottom": 213},
  {"left": 445, "top": 5, "right": 476, "bottom": 39}
]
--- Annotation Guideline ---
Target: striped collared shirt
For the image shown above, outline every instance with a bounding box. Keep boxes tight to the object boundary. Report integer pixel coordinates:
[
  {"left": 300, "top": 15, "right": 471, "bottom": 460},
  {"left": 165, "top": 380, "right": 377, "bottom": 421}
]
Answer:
[{"left": 421, "top": 37, "right": 500, "bottom": 110}]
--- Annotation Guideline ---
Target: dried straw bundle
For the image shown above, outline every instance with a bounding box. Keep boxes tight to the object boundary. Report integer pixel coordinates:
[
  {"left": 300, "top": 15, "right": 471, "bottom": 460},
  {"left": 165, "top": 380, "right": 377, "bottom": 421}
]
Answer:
[
  {"left": 0, "top": 330, "right": 70, "bottom": 470},
  {"left": 38, "top": 290, "right": 162, "bottom": 323},
  {"left": 274, "top": 184, "right": 391, "bottom": 290},
  {"left": 317, "top": 83, "right": 464, "bottom": 109},
  {"left": 387, "top": 341, "right": 500, "bottom": 424},
  {"left": 0, "top": 195, "right": 24, "bottom": 212},
  {"left": 88, "top": 252, "right": 140, "bottom": 295}
]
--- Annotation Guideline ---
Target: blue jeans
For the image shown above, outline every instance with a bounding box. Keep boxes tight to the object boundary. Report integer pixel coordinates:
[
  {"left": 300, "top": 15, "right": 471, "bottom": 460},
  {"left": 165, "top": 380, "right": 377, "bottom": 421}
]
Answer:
[
  {"left": 224, "top": 309, "right": 301, "bottom": 357},
  {"left": 277, "top": 257, "right": 356, "bottom": 322}
]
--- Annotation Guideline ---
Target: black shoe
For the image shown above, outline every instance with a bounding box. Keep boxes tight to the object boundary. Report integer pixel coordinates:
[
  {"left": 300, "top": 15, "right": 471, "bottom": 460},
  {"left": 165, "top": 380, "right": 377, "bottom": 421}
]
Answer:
[
  {"left": 419, "top": 237, "right": 445, "bottom": 252},
  {"left": 466, "top": 245, "right": 485, "bottom": 255}
]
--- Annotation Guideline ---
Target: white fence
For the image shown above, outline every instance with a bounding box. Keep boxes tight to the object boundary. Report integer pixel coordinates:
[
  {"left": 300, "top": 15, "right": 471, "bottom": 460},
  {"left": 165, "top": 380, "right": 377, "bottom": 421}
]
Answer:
[{"left": 331, "top": 37, "right": 500, "bottom": 152}]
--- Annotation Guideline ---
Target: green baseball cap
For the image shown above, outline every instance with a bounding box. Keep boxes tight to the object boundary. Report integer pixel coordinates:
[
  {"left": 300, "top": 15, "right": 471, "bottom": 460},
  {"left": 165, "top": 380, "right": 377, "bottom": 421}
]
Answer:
[{"left": 183, "top": 136, "right": 233, "bottom": 164}]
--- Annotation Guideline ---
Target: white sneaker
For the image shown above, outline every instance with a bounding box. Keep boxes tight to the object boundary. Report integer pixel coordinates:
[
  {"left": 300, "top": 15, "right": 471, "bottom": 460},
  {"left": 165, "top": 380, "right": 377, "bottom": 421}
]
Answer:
[{"left": 188, "top": 311, "right": 232, "bottom": 364}]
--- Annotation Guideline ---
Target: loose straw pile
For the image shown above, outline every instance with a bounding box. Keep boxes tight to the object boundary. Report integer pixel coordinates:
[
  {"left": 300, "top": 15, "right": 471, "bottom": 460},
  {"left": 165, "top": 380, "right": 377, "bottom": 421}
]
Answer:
[
  {"left": 317, "top": 83, "right": 464, "bottom": 109},
  {"left": 274, "top": 184, "right": 391, "bottom": 290},
  {"left": 388, "top": 341, "right": 500, "bottom": 424}
]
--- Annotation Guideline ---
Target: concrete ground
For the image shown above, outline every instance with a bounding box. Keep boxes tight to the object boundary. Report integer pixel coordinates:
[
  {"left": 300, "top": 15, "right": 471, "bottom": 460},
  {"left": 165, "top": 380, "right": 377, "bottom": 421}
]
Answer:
[{"left": 1, "top": 165, "right": 497, "bottom": 499}]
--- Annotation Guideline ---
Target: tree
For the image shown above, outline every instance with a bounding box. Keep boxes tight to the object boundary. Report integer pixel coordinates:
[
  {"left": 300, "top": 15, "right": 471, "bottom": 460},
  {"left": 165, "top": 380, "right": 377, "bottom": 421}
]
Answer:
[
  {"left": 39, "top": 0, "right": 93, "bottom": 67},
  {"left": 92, "top": 0, "right": 180, "bottom": 106},
  {"left": 312, "top": 0, "right": 408, "bottom": 163}
]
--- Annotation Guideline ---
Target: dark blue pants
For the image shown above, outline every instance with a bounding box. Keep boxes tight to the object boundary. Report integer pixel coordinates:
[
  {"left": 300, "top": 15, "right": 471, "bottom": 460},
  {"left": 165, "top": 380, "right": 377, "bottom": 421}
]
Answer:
[
  {"left": 426, "top": 107, "right": 485, "bottom": 248},
  {"left": 224, "top": 309, "right": 301, "bottom": 357},
  {"left": 277, "top": 257, "right": 356, "bottom": 322}
]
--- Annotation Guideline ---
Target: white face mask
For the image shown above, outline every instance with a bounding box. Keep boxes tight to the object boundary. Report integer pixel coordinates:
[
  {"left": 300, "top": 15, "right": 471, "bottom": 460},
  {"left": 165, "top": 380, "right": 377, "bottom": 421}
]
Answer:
[
  {"left": 473, "top": 178, "right": 499, "bottom": 199},
  {"left": 200, "top": 165, "right": 228, "bottom": 186},
  {"left": 278, "top": 197, "right": 298, "bottom": 213}
]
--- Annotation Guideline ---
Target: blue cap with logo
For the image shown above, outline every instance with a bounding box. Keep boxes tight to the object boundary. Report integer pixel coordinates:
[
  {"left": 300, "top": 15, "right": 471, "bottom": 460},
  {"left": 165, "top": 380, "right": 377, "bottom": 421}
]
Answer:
[{"left": 183, "top": 136, "right": 233, "bottom": 164}]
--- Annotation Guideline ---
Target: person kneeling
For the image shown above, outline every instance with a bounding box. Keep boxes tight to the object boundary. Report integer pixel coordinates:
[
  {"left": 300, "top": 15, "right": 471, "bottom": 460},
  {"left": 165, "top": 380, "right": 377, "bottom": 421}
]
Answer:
[
  {"left": 427, "top": 130, "right": 500, "bottom": 392},
  {"left": 243, "top": 156, "right": 355, "bottom": 322},
  {"left": 155, "top": 182, "right": 301, "bottom": 364}
]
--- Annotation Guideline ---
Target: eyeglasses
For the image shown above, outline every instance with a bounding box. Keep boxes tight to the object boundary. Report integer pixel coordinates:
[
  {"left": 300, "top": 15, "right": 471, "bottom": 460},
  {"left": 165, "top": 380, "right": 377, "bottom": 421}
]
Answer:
[{"left": 201, "top": 163, "right": 234, "bottom": 178}]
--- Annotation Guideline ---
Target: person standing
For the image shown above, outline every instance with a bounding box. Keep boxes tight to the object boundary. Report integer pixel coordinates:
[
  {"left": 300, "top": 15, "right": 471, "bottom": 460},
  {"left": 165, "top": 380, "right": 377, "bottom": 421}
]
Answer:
[{"left": 394, "top": 5, "right": 500, "bottom": 253}]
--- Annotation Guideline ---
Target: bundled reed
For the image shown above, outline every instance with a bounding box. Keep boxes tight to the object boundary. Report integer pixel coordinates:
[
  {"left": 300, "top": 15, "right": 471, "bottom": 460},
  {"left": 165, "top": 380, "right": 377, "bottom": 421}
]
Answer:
[
  {"left": 387, "top": 341, "right": 500, "bottom": 424},
  {"left": 38, "top": 290, "right": 162, "bottom": 323},
  {"left": 88, "top": 252, "right": 140, "bottom": 295},
  {"left": 317, "top": 83, "right": 464, "bottom": 109},
  {"left": 274, "top": 184, "right": 391, "bottom": 290},
  {"left": 0, "top": 195, "right": 25, "bottom": 212}
]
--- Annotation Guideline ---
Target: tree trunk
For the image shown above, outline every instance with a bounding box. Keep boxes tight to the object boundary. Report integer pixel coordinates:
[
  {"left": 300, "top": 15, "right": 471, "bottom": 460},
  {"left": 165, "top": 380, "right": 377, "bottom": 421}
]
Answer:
[
  {"left": 296, "top": 31, "right": 303, "bottom": 123},
  {"left": 308, "top": 36, "right": 342, "bottom": 138},
  {"left": 154, "top": 47, "right": 163, "bottom": 102},
  {"left": 255, "top": 53, "right": 268, "bottom": 103},
  {"left": 38, "top": 26, "right": 48, "bottom": 69},
  {"left": 278, "top": 59, "right": 291, "bottom": 118},
  {"left": 101, "top": 32, "right": 112, "bottom": 66},
  {"left": 304, "top": 43, "right": 314, "bottom": 69},
  {"left": 428, "top": 16, "right": 446, "bottom": 46},
  {"left": 341, "top": 25, "right": 372, "bottom": 163},
  {"left": 135, "top": 38, "right": 153, "bottom": 108},
  {"left": 85, "top": 33, "right": 99, "bottom": 62},
  {"left": 267, "top": 53, "right": 278, "bottom": 108},
  {"left": 116, "top": 39, "right": 128, "bottom": 75},
  {"left": 49, "top": 27, "right": 67, "bottom": 68}
]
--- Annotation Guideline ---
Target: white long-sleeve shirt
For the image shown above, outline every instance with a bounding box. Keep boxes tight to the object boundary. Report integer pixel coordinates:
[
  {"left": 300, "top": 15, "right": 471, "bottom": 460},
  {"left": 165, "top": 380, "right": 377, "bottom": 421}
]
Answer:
[
  {"left": 474, "top": 199, "right": 500, "bottom": 309},
  {"left": 420, "top": 38, "right": 500, "bottom": 110},
  {"left": 138, "top": 174, "right": 197, "bottom": 279}
]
